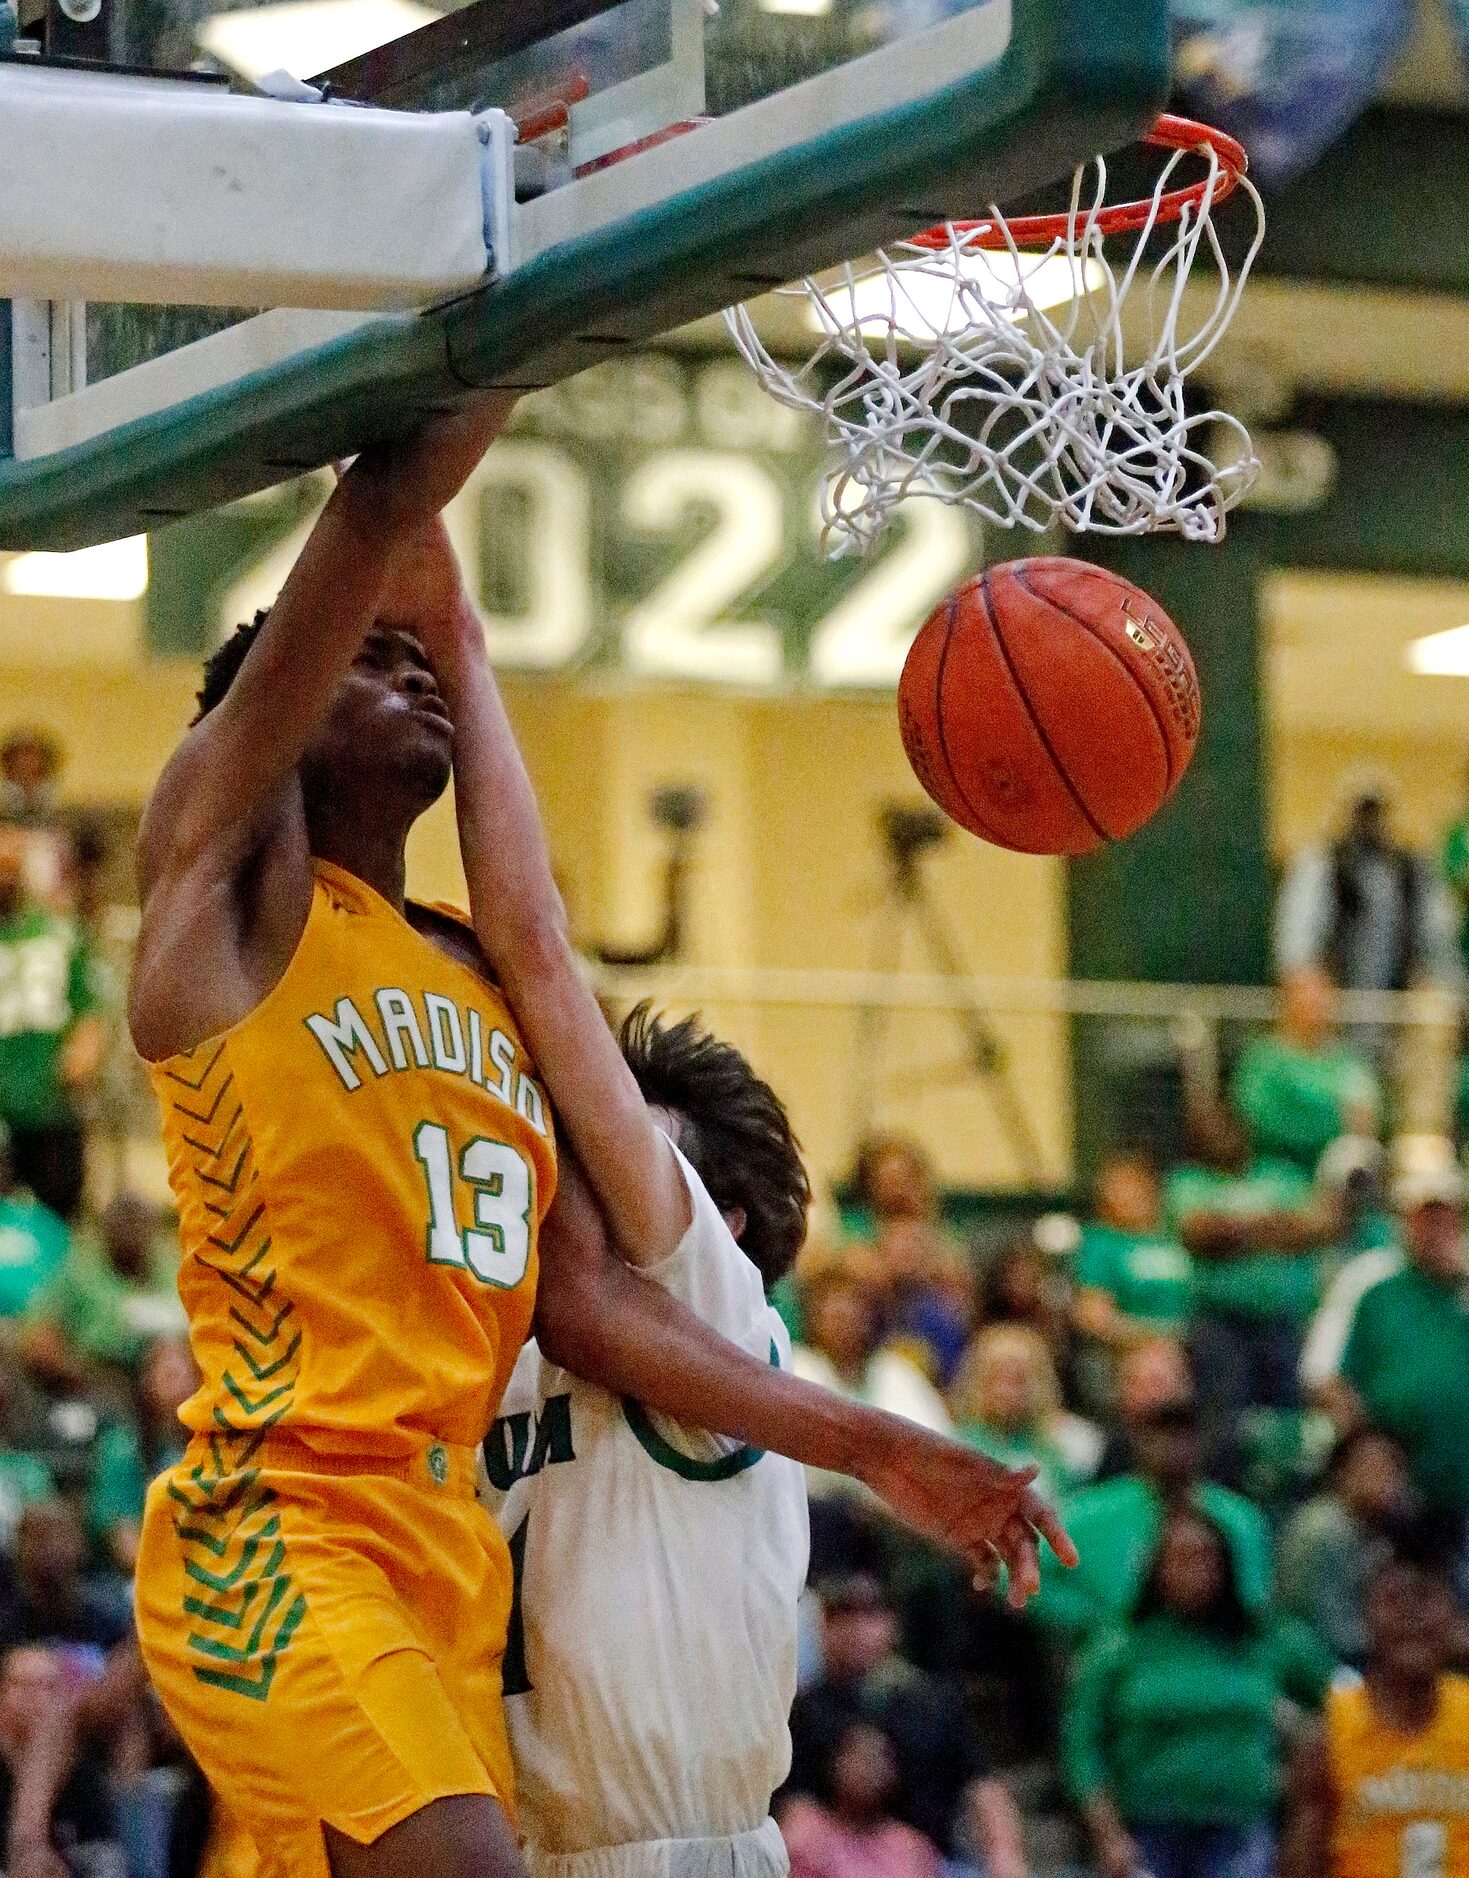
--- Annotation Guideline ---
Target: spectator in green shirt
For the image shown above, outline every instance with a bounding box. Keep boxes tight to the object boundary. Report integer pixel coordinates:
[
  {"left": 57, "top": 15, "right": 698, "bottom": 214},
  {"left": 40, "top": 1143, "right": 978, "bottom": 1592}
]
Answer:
[
  {"left": 0, "top": 1449, "right": 54, "bottom": 1556},
  {"left": 1073, "top": 1148, "right": 1193, "bottom": 1412},
  {"left": 0, "top": 831, "right": 106, "bottom": 1224},
  {"left": 1035, "top": 1393, "right": 1272, "bottom": 1643},
  {"left": 1275, "top": 1426, "right": 1415, "bottom": 1671},
  {"left": 1336, "top": 1160, "right": 1469, "bottom": 1518},
  {"left": 20, "top": 1192, "right": 184, "bottom": 1398},
  {"left": 0, "top": 1126, "right": 67, "bottom": 1324},
  {"left": 1231, "top": 967, "right": 1381, "bottom": 1175},
  {"left": 1094, "top": 1336, "right": 1195, "bottom": 1480},
  {"left": 1066, "top": 1506, "right": 1333, "bottom": 1878},
  {"left": 0, "top": 829, "right": 106, "bottom": 1225},
  {"left": 951, "top": 1323, "right": 1101, "bottom": 1506},
  {"left": 1166, "top": 1101, "right": 1337, "bottom": 1487}
]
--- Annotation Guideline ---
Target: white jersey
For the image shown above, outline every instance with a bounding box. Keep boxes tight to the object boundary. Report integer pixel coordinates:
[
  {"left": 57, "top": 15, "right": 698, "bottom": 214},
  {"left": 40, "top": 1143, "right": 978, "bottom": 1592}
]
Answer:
[{"left": 480, "top": 1138, "right": 810, "bottom": 1872}]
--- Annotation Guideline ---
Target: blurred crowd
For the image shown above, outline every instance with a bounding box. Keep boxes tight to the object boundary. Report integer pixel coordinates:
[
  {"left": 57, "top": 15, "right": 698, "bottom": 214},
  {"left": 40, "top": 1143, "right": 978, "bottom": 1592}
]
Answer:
[
  {"left": 2, "top": 731, "right": 1469, "bottom": 1878},
  {"left": 770, "top": 773, "right": 1469, "bottom": 1878},
  {"left": 774, "top": 1088, "right": 1469, "bottom": 1878},
  {"left": 0, "top": 726, "right": 199, "bottom": 1878}
]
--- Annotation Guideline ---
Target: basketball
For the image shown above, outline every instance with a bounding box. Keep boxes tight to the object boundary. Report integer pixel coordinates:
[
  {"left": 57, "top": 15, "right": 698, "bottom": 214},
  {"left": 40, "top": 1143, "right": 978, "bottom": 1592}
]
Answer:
[{"left": 897, "top": 558, "right": 1201, "bottom": 856}]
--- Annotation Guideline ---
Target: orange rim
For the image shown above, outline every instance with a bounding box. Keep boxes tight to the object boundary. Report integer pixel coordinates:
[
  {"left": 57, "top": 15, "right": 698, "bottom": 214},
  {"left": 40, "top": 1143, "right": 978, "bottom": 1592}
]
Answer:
[{"left": 908, "top": 114, "right": 1249, "bottom": 251}]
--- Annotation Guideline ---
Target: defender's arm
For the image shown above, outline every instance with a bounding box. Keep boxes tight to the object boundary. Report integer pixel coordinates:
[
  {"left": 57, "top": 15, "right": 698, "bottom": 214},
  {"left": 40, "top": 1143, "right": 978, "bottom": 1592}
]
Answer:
[
  {"left": 414, "top": 537, "right": 689, "bottom": 1266},
  {"left": 404, "top": 526, "right": 1075, "bottom": 1586},
  {"left": 535, "top": 1152, "right": 1077, "bottom": 1598}
]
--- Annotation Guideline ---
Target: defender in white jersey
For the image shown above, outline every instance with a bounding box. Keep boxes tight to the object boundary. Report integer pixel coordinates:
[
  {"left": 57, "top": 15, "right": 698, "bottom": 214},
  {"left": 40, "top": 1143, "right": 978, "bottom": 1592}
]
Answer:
[
  {"left": 485, "top": 1115, "right": 807, "bottom": 1876},
  {"left": 413, "top": 509, "right": 1078, "bottom": 1877},
  {"left": 477, "top": 1002, "right": 1061, "bottom": 1877}
]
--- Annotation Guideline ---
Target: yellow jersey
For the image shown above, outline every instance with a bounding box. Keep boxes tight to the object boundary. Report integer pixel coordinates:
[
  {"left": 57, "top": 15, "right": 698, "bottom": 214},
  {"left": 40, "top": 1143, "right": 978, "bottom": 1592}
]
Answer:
[
  {"left": 1327, "top": 1677, "right": 1469, "bottom": 1878},
  {"left": 148, "top": 859, "right": 555, "bottom": 1458}
]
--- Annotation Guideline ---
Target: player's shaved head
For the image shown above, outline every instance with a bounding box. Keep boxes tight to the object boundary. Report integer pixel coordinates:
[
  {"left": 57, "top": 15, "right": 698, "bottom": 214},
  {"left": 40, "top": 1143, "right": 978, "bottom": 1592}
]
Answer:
[{"left": 620, "top": 1003, "right": 809, "bottom": 1290}]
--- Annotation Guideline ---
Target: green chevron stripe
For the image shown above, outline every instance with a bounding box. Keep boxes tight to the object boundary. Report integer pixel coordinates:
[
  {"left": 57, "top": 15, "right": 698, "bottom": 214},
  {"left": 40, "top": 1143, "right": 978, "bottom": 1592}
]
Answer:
[
  {"left": 196, "top": 1143, "right": 252, "bottom": 1192},
  {"left": 188, "top": 1589, "right": 308, "bottom": 1701},
  {"left": 207, "top": 1203, "right": 266, "bottom": 1254},
  {"left": 215, "top": 1267, "right": 277, "bottom": 1308},
  {"left": 183, "top": 1524, "right": 281, "bottom": 1592},
  {"left": 229, "top": 1300, "right": 294, "bottom": 1345},
  {"left": 171, "top": 1073, "right": 236, "bottom": 1126},
  {"left": 232, "top": 1334, "right": 302, "bottom": 1383},
  {"left": 182, "top": 1105, "right": 244, "bottom": 1161},
  {"left": 221, "top": 1372, "right": 295, "bottom": 1418},
  {"left": 184, "top": 1583, "right": 262, "bottom": 1629},
  {"left": 210, "top": 1403, "right": 291, "bottom": 1441},
  {"left": 187, "top": 1569, "right": 293, "bottom": 1661},
  {"left": 173, "top": 1098, "right": 308, "bottom": 1705},
  {"left": 234, "top": 1240, "right": 274, "bottom": 1282},
  {"left": 163, "top": 1044, "right": 226, "bottom": 1092},
  {"left": 193, "top": 1659, "right": 278, "bottom": 1701}
]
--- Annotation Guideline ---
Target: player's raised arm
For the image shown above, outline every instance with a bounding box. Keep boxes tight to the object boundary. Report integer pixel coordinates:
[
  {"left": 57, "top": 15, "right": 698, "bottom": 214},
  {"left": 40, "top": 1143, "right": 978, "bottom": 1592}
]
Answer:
[
  {"left": 130, "top": 403, "right": 515, "bottom": 1062},
  {"left": 535, "top": 1151, "right": 1077, "bottom": 1599},
  {"left": 137, "top": 402, "right": 514, "bottom": 894},
  {"left": 415, "top": 529, "right": 690, "bottom": 1265}
]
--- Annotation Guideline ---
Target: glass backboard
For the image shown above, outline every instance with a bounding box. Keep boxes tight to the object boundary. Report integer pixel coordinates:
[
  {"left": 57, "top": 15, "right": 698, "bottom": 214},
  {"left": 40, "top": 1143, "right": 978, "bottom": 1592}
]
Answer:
[{"left": 0, "top": 0, "right": 1169, "bottom": 548}]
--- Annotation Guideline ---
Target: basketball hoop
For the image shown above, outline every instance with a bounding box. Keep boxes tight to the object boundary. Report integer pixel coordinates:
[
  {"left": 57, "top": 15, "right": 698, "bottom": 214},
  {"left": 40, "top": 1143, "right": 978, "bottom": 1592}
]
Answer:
[{"left": 726, "top": 115, "right": 1266, "bottom": 556}]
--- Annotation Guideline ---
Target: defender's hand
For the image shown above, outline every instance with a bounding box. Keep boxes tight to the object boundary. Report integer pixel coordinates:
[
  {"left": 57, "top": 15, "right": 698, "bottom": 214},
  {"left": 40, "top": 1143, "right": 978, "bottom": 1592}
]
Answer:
[{"left": 857, "top": 1424, "right": 1077, "bottom": 1605}]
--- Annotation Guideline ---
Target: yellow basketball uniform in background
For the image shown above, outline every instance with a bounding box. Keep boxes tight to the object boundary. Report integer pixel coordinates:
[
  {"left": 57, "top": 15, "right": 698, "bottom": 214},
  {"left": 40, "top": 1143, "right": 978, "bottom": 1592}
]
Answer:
[
  {"left": 1326, "top": 1676, "right": 1469, "bottom": 1878},
  {"left": 134, "top": 860, "right": 555, "bottom": 1878}
]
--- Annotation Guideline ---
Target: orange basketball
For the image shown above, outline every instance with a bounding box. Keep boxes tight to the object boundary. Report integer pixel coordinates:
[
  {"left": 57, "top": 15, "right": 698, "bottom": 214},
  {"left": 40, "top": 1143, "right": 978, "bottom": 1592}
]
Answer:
[{"left": 897, "top": 558, "right": 1201, "bottom": 856}]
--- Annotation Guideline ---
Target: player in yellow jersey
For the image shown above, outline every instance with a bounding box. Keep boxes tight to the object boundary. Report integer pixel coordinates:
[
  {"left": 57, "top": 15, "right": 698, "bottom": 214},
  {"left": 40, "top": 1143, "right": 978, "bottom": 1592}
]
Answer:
[
  {"left": 127, "top": 407, "right": 1074, "bottom": 1878},
  {"left": 1280, "top": 1522, "right": 1469, "bottom": 1878},
  {"left": 129, "top": 407, "right": 551, "bottom": 1878}
]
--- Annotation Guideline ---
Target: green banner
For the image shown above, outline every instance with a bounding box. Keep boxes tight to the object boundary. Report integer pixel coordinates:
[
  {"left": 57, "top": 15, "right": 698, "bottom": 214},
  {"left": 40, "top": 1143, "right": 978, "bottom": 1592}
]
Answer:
[{"left": 147, "top": 350, "right": 987, "bottom": 691}]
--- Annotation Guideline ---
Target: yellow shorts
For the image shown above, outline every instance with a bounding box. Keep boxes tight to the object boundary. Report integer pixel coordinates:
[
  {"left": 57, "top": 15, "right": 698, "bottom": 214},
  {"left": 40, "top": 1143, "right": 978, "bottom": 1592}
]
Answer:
[{"left": 136, "top": 1432, "right": 515, "bottom": 1878}]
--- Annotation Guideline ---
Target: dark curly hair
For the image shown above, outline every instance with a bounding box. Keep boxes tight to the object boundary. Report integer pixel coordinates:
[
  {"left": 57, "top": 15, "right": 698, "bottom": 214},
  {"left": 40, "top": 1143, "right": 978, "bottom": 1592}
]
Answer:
[
  {"left": 619, "top": 1003, "right": 809, "bottom": 1290},
  {"left": 1374, "top": 1507, "right": 1466, "bottom": 1586},
  {"left": 1133, "top": 1507, "right": 1257, "bottom": 1640},
  {"left": 193, "top": 611, "right": 271, "bottom": 724}
]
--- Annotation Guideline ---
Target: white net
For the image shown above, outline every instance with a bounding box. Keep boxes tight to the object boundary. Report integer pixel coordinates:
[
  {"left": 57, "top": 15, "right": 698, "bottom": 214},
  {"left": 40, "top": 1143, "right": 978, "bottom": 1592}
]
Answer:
[{"left": 726, "top": 124, "right": 1267, "bottom": 557}]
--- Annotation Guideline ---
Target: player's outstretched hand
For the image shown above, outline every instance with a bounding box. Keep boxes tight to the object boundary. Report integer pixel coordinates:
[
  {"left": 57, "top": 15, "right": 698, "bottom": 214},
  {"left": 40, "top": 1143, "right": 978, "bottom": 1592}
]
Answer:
[
  {"left": 857, "top": 1425, "right": 1077, "bottom": 1606},
  {"left": 347, "top": 395, "right": 518, "bottom": 533}
]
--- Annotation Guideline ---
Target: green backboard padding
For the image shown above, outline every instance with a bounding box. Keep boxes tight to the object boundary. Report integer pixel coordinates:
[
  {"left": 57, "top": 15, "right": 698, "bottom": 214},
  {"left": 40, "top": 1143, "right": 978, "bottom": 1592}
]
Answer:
[{"left": 0, "top": 0, "right": 1168, "bottom": 551}]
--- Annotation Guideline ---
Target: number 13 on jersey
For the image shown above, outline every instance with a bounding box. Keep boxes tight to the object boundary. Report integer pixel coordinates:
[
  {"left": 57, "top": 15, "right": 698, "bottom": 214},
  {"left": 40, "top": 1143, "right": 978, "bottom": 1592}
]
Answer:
[{"left": 414, "top": 1122, "right": 533, "bottom": 1289}]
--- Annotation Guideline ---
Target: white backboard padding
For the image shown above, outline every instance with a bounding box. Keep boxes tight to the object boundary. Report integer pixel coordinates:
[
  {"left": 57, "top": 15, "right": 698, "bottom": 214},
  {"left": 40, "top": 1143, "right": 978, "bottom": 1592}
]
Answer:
[{"left": 0, "top": 66, "right": 491, "bottom": 309}]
